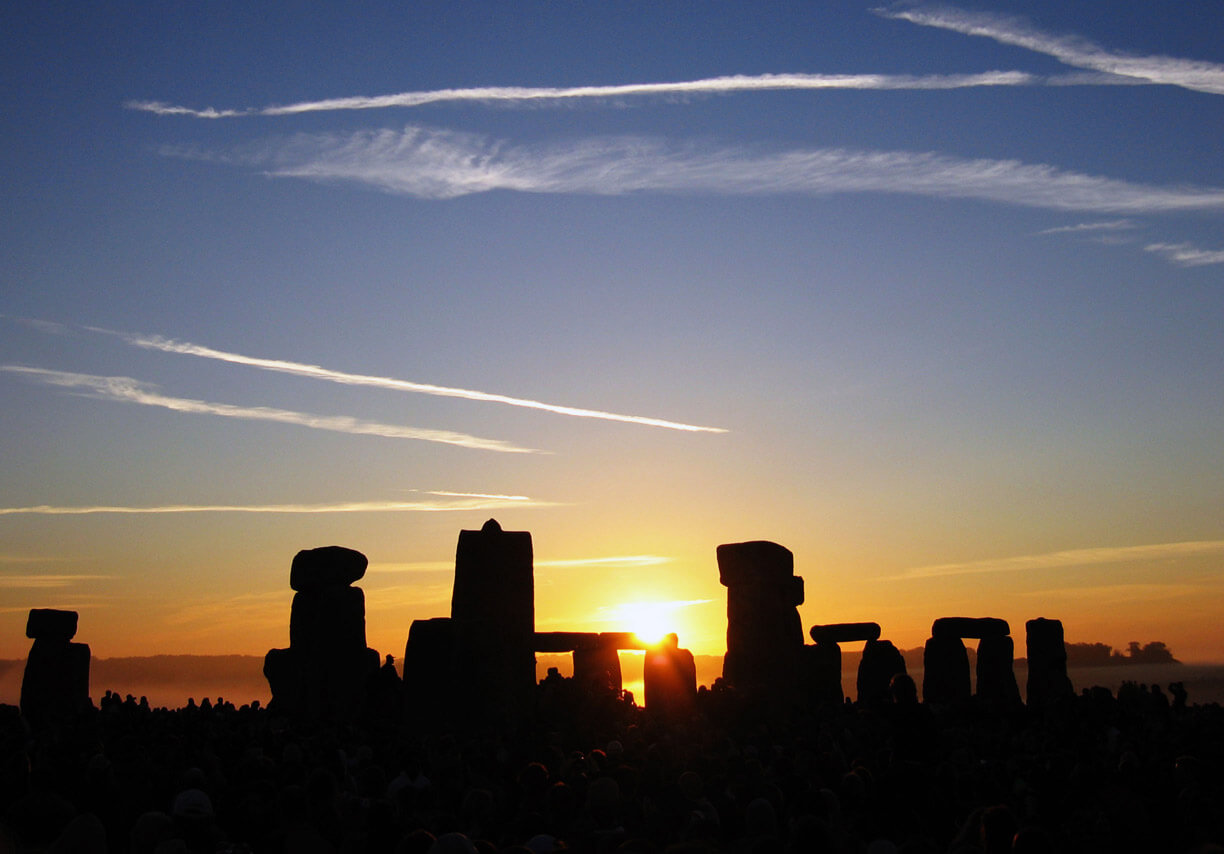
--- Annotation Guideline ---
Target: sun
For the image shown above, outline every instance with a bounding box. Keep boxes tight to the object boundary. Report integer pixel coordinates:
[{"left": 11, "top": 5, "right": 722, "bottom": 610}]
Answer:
[{"left": 614, "top": 600, "right": 680, "bottom": 647}]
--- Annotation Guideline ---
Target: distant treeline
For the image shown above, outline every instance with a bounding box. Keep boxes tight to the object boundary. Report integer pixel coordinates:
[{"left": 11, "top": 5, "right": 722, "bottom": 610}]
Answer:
[{"left": 1064, "top": 641, "right": 1179, "bottom": 666}]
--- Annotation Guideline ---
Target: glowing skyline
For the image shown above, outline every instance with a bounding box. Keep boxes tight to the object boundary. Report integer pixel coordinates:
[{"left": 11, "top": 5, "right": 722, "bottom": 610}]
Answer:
[{"left": 2, "top": 2, "right": 1222, "bottom": 674}]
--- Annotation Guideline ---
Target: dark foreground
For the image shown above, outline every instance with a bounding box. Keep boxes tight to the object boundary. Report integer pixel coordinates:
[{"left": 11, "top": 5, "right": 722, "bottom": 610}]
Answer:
[{"left": 3, "top": 679, "right": 1224, "bottom": 854}]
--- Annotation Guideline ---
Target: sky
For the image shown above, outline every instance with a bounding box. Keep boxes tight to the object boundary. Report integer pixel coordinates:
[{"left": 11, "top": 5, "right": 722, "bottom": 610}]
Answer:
[{"left": 2, "top": 1, "right": 1222, "bottom": 675}]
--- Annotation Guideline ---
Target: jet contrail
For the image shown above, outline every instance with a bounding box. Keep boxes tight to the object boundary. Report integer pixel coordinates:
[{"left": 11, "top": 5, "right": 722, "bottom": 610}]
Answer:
[
  {"left": 1, "top": 365, "right": 539, "bottom": 453},
  {"left": 109, "top": 331, "right": 727, "bottom": 433},
  {"left": 0, "top": 497, "right": 547, "bottom": 515},
  {"left": 126, "top": 71, "right": 1038, "bottom": 118}
]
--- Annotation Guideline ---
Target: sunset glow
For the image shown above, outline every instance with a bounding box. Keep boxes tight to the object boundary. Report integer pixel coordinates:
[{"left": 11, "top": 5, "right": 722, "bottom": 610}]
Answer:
[{"left": 3, "top": 2, "right": 1223, "bottom": 690}]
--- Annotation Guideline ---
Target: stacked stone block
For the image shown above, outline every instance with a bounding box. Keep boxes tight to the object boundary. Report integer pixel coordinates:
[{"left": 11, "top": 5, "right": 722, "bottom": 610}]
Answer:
[
  {"left": 264, "top": 546, "right": 379, "bottom": 719},
  {"left": 21, "top": 609, "right": 91, "bottom": 726},
  {"left": 717, "top": 541, "right": 804, "bottom": 699},
  {"left": 923, "top": 617, "right": 1019, "bottom": 707}
]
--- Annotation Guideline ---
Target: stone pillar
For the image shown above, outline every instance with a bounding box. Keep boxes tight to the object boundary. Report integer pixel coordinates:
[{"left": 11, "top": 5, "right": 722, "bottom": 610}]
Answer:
[
  {"left": 644, "top": 634, "right": 696, "bottom": 719},
  {"left": 264, "top": 546, "right": 380, "bottom": 719},
  {"left": 922, "top": 634, "right": 970, "bottom": 706},
  {"left": 451, "top": 519, "right": 536, "bottom": 707},
  {"left": 858, "top": 638, "right": 907, "bottom": 707},
  {"left": 717, "top": 541, "right": 804, "bottom": 699},
  {"left": 976, "top": 635, "right": 1021, "bottom": 707},
  {"left": 1026, "top": 618, "right": 1073, "bottom": 707},
  {"left": 21, "top": 609, "right": 91, "bottom": 727},
  {"left": 574, "top": 645, "right": 622, "bottom": 694}
]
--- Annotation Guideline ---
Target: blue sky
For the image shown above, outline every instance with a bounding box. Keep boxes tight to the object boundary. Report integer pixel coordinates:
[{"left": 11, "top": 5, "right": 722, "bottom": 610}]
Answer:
[{"left": 2, "top": 2, "right": 1222, "bottom": 665}]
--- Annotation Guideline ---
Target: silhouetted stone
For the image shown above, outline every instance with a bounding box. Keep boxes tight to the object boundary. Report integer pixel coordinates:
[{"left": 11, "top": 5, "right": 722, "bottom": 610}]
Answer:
[
  {"left": 20, "top": 609, "right": 91, "bottom": 727},
  {"left": 809, "top": 622, "right": 881, "bottom": 644},
  {"left": 451, "top": 519, "right": 535, "bottom": 705},
  {"left": 289, "top": 545, "right": 368, "bottom": 591},
  {"left": 25, "top": 608, "right": 78, "bottom": 642},
  {"left": 289, "top": 585, "right": 367, "bottom": 652},
  {"left": 574, "top": 645, "right": 623, "bottom": 694},
  {"left": 265, "top": 547, "right": 379, "bottom": 720},
  {"left": 717, "top": 541, "right": 804, "bottom": 699},
  {"left": 802, "top": 641, "right": 844, "bottom": 706},
  {"left": 976, "top": 634, "right": 1021, "bottom": 707},
  {"left": 403, "top": 618, "right": 458, "bottom": 697},
  {"left": 644, "top": 635, "right": 696, "bottom": 718},
  {"left": 1026, "top": 617, "right": 1074, "bottom": 707},
  {"left": 923, "top": 635, "right": 970, "bottom": 706},
  {"left": 932, "top": 617, "right": 1010, "bottom": 639},
  {"left": 857, "top": 638, "right": 907, "bottom": 706}
]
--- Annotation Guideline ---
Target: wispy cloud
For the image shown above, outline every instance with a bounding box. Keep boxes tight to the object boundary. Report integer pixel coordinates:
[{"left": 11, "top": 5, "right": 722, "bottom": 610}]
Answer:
[
  {"left": 877, "top": 5, "right": 1224, "bottom": 95},
  {"left": 0, "top": 365, "right": 538, "bottom": 454},
  {"left": 1036, "top": 219, "right": 1137, "bottom": 235},
  {"left": 194, "top": 125, "right": 1224, "bottom": 213},
  {"left": 1016, "top": 582, "right": 1210, "bottom": 604},
  {"left": 0, "top": 496, "right": 549, "bottom": 516},
  {"left": 1144, "top": 242, "right": 1224, "bottom": 267},
  {"left": 891, "top": 540, "right": 1224, "bottom": 580},
  {"left": 96, "top": 329, "right": 726, "bottom": 434},
  {"left": 0, "top": 575, "right": 111, "bottom": 589},
  {"left": 126, "top": 71, "right": 1040, "bottom": 118}
]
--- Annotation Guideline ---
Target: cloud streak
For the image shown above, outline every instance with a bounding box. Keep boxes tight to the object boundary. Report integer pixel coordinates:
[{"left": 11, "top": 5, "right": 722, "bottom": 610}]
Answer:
[
  {"left": 205, "top": 124, "right": 1224, "bottom": 214},
  {"left": 127, "top": 71, "right": 1042, "bottom": 118},
  {"left": 892, "top": 540, "right": 1224, "bottom": 580},
  {"left": 1036, "top": 219, "right": 1137, "bottom": 235},
  {"left": 0, "top": 496, "right": 548, "bottom": 516},
  {"left": 0, "top": 575, "right": 111, "bottom": 588},
  {"left": 104, "top": 330, "right": 726, "bottom": 434},
  {"left": 0, "top": 365, "right": 538, "bottom": 454},
  {"left": 1144, "top": 242, "right": 1224, "bottom": 267},
  {"left": 878, "top": 5, "right": 1224, "bottom": 95}
]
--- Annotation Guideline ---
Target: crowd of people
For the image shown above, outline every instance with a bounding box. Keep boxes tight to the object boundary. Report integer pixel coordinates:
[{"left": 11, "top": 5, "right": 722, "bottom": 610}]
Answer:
[{"left": 3, "top": 672, "right": 1224, "bottom": 853}]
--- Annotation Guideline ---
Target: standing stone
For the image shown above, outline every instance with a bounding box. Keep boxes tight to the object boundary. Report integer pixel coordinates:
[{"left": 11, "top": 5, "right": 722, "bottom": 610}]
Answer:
[
  {"left": 264, "top": 546, "right": 380, "bottom": 720},
  {"left": 451, "top": 519, "right": 536, "bottom": 707},
  {"left": 923, "top": 634, "right": 970, "bottom": 706},
  {"left": 21, "top": 609, "right": 91, "bottom": 727},
  {"left": 1026, "top": 618, "right": 1073, "bottom": 707},
  {"left": 802, "top": 641, "right": 844, "bottom": 707},
  {"left": 717, "top": 541, "right": 804, "bottom": 699},
  {"left": 574, "top": 645, "right": 622, "bottom": 694},
  {"left": 644, "top": 634, "right": 696, "bottom": 719},
  {"left": 857, "top": 639, "right": 908, "bottom": 706},
  {"left": 976, "top": 635, "right": 1021, "bottom": 707}
]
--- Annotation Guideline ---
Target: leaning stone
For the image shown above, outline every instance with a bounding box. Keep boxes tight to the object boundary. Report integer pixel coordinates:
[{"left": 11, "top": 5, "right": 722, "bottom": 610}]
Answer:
[
  {"left": 25, "top": 609, "right": 78, "bottom": 642},
  {"left": 289, "top": 546, "right": 368, "bottom": 591},
  {"left": 931, "top": 617, "right": 1010, "bottom": 639},
  {"left": 857, "top": 638, "right": 907, "bottom": 705},
  {"left": 809, "top": 622, "right": 882, "bottom": 644},
  {"left": 716, "top": 541, "right": 794, "bottom": 588}
]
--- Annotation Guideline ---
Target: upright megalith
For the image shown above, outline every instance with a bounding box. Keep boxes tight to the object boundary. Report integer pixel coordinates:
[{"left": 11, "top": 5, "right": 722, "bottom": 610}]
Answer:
[
  {"left": 450, "top": 519, "right": 536, "bottom": 710},
  {"left": 21, "top": 609, "right": 91, "bottom": 726},
  {"left": 717, "top": 541, "right": 804, "bottom": 698},
  {"left": 923, "top": 633, "right": 970, "bottom": 707},
  {"left": 644, "top": 634, "right": 696, "bottom": 719},
  {"left": 1026, "top": 618, "right": 1073, "bottom": 707},
  {"left": 264, "top": 546, "right": 380, "bottom": 720},
  {"left": 858, "top": 638, "right": 908, "bottom": 707}
]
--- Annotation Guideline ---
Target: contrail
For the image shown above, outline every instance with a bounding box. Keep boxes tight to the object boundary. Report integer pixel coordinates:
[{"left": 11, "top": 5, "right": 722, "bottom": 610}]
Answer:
[
  {"left": 877, "top": 5, "right": 1224, "bottom": 95},
  {"left": 126, "top": 71, "right": 1038, "bottom": 118},
  {"left": 889, "top": 540, "right": 1224, "bottom": 580},
  {"left": 1, "top": 365, "right": 539, "bottom": 453},
  {"left": 109, "top": 331, "right": 727, "bottom": 433},
  {"left": 0, "top": 497, "right": 548, "bottom": 516}
]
